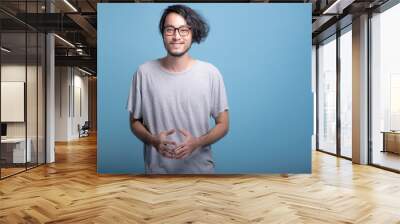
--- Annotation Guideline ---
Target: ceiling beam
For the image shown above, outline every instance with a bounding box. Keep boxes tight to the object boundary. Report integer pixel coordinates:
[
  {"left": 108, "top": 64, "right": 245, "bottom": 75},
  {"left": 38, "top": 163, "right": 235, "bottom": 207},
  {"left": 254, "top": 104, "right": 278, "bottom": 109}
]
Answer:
[
  {"left": 55, "top": 55, "right": 96, "bottom": 70},
  {"left": 322, "top": 0, "right": 356, "bottom": 14}
]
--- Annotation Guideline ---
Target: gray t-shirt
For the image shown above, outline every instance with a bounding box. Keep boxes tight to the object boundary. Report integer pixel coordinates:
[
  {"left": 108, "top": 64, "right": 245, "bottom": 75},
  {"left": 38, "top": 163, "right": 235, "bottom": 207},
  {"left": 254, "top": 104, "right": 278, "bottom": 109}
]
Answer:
[{"left": 126, "top": 59, "right": 229, "bottom": 174}]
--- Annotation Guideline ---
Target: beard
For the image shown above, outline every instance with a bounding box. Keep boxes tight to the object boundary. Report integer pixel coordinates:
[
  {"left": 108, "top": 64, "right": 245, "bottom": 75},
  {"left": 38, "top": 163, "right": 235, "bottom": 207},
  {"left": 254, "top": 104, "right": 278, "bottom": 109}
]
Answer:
[{"left": 165, "top": 42, "right": 192, "bottom": 57}]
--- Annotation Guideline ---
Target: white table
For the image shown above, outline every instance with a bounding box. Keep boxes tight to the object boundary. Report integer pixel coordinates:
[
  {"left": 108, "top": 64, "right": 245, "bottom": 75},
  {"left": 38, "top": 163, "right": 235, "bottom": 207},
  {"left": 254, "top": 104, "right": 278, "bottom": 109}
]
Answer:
[{"left": 1, "top": 138, "right": 31, "bottom": 163}]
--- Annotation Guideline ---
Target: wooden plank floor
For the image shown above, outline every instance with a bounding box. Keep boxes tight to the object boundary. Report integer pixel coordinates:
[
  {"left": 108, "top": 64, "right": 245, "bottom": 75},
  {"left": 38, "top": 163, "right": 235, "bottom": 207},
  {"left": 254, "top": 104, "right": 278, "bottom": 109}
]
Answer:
[{"left": 1, "top": 134, "right": 400, "bottom": 224}]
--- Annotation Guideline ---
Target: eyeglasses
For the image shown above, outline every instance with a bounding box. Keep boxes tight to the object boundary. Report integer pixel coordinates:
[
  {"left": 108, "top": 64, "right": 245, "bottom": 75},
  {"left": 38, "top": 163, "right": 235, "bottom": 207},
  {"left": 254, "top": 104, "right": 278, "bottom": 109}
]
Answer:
[{"left": 163, "top": 26, "right": 191, "bottom": 37}]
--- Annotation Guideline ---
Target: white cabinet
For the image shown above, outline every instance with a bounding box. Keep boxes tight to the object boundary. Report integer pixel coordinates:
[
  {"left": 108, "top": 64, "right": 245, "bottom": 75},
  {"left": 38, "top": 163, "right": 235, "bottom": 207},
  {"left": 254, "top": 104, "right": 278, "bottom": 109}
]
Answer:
[{"left": 1, "top": 138, "right": 32, "bottom": 163}]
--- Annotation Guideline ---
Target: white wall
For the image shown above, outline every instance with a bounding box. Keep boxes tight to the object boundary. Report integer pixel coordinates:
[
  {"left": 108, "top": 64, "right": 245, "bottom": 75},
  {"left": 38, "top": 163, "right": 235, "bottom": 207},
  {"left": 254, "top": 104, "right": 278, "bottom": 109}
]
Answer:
[
  {"left": 55, "top": 67, "right": 89, "bottom": 141},
  {"left": 55, "top": 66, "right": 69, "bottom": 141},
  {"left": 71, "top": 71, "right": 89, "bottom": 138}
]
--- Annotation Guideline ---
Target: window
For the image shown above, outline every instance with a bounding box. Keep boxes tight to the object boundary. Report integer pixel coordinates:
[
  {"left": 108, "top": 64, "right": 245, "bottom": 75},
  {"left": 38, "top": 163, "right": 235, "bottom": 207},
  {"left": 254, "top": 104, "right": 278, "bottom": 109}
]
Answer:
[
  {"left": 317, "top": 35, "right": 337, "bottom": 155},
  {"left": 339, "top": 27, "right": 352, "bottom": 158},
  {"left": 371, "top": 2, "right": 400, "bottom": 171}
]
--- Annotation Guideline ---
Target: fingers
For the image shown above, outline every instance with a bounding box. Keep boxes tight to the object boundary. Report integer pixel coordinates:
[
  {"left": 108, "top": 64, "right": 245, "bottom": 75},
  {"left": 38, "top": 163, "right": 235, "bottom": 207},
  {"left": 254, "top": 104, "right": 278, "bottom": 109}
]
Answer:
[
  {"left": 157, "top": 144, "right": 187, "bottom": 160},
  {"left": 158, "top": 145, "right": 189, "bottom": 160},
  {"left": 175, "top": 146, "right": 188, "bottom": 159},
  {"left": 178, "top": 129, "right": 190, "bottom": 137},
  {"left": 162, "top": 140, "right": 176, "bottom": 146},
  {"left": 175, "top": 144, "right": 186, "bottom": 155},
  {"left": 175, "top": 149, "right": 189, "bottom": 159},
  {"left": 161, "top": 151, "right": 174, "bottom": 159},
  {"left": 160, "top": 141, "right": 176, "bottom": 157},
  {"left": 159, "top": 150, "right": 171, "bottom": 158},
  {"left": 165, "top": 129, "right": 176, "bottom": 136},
  {"left": 155, "top": 128, "right": 194, "bottom": 160},
  {"left": 175, "top": 142, "right": 184, "bottom": 149},
  {"left": 159, "top": 145, "right": 175, "bottom": 158}
]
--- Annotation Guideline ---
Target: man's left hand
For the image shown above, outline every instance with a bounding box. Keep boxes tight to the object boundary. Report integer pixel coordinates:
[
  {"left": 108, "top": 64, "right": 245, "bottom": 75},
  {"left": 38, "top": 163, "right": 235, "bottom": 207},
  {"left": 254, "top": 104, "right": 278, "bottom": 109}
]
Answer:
[{"left": 174, "top": 129, "right": 201, "bottom": 159}]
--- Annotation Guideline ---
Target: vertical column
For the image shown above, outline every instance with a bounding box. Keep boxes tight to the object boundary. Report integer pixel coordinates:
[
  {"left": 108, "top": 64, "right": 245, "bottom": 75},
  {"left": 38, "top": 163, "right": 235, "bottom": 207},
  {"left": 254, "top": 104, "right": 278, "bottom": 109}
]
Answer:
[
  {"left": 352, "top": 14, "right": 369, "bottom": 164},
  {"left": 46, "top": 1, "right": 55, "bottom": 163},
  {"left": 336, "top": 30, "right": 341, "bottom": 156}
]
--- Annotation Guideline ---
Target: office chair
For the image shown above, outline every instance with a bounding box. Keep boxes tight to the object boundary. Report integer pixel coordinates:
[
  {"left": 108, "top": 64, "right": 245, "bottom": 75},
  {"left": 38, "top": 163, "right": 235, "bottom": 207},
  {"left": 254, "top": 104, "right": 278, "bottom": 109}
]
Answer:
[{"left": 79, "top": 121, "right": 90, "bottom": 138}]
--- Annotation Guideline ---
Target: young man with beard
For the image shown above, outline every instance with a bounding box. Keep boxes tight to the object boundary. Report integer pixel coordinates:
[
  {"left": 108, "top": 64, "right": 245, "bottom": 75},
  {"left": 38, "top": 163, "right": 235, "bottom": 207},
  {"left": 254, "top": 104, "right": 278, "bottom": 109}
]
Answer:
[{"left": 127, "top": 4, "right": 229, "bottom": 174}]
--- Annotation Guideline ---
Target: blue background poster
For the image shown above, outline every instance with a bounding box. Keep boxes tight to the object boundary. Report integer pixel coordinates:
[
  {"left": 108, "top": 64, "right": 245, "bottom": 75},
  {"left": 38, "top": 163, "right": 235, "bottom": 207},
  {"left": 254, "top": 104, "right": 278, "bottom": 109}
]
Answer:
[{"left": 97, "top": 3, "right": 312, "bottom": 173}]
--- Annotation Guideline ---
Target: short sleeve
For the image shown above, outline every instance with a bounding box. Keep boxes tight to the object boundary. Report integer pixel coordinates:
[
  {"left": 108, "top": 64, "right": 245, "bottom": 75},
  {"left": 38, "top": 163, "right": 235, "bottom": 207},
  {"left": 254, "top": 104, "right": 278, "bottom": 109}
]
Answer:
[
  {"left": 210, "top": 67, "right": 229, "bottom": 119},
  {"left": 126, "top": 69, "right": 142, "bottom": 119}
]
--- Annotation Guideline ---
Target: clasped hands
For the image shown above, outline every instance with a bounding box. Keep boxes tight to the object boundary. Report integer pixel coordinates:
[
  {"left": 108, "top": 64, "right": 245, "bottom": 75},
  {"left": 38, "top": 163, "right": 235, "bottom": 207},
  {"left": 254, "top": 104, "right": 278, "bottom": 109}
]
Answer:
[{"left": 151, "top": 129, "right": 200, "bottom": 159}]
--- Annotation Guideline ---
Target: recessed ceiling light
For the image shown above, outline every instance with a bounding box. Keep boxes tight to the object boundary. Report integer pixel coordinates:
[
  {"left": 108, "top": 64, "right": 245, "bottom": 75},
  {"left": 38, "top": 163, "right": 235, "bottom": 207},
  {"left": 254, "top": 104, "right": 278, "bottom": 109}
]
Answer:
[
  {"left": 78, "top": 67, "right": 93, "bottom": 76},
  {"left": 1, "top": 47, "right": 11, "bottom": 53},
  {"left": 54, "top": 34, "right": 75, "bottom": 48},
  {"left": 63, "top": 0, "right": 78, "bottom": 12},
  {"left": 322, "top": 0, "right": 354, "bottom": 15}
]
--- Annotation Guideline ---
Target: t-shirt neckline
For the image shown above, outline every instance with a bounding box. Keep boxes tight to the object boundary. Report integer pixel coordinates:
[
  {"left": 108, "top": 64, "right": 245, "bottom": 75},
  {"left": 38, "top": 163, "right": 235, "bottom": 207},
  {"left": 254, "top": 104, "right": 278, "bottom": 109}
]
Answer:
[{"left": 156, "top": 58, "right": 198, "bottom": 76}]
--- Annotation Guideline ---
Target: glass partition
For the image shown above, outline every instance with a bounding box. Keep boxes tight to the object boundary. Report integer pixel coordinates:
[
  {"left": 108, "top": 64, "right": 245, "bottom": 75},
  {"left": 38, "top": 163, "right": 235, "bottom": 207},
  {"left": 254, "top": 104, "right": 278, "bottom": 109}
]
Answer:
[
  {"left": 339, "top": 27, "right": 352, "bottom": 158},
  {"left": 371, "top": 3, "right": 400, "bottom": 171},
  {"left": 1, "top": 30, "right": 28, "bottom": 177},
  {"left": 0, "top": 1, "right": 46, "bottom": 179},
  {"left": 317, "top": 35, "right": 337, "bottom": 155},
  {"left": 27, "top": 30, "right": 38, "bottom": 169}
]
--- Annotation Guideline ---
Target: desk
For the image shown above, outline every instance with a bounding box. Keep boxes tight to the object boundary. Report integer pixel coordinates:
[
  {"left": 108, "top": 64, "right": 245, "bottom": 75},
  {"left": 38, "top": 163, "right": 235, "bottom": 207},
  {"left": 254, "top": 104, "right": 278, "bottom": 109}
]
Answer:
[
  {"left": 1, "top": 138, "right": 31, "bottom": 163},
  {"left": 381, "top": 131, "right": 400, "bottom": 154}
]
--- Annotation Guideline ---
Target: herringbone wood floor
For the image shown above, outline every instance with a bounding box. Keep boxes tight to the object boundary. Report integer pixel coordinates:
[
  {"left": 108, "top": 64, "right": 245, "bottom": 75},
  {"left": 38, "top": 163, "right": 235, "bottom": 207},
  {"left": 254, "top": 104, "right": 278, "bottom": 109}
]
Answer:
[{"left": 1, "top": 133, "right": 400, "bottom": 224}]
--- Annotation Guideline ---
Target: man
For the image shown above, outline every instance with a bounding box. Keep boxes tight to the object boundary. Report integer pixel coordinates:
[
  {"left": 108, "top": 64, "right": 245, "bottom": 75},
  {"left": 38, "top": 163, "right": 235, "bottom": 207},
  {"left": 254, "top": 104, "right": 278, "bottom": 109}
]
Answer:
[{"left": 126, "top": 4, "right": 229, "bottom": 174}]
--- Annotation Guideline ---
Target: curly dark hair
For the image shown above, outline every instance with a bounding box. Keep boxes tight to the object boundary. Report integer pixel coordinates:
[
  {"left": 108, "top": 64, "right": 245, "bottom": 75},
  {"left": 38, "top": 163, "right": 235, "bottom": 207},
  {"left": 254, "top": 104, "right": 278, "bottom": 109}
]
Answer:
[{"left": 159, "top": 4, "right": 209, "bottom": 44}]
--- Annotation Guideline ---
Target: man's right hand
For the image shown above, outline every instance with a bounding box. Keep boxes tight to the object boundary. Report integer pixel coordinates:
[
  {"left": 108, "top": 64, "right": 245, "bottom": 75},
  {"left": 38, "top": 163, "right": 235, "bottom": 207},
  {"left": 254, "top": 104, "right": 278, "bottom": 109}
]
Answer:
[{"left": 151, "top": 129, "right": 177, "bottom": 159}]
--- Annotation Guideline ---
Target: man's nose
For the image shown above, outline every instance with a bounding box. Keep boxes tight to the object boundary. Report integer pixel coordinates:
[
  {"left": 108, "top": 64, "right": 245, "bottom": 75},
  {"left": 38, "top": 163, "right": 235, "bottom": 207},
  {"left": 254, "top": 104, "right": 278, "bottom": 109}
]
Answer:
[{"left": 173, "top": 30, "right": 181, "bottom": 39}]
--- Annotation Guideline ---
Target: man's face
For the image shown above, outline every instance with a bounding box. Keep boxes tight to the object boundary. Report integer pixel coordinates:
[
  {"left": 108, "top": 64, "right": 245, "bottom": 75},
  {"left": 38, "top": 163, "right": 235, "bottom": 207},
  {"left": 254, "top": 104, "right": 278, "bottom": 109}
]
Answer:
[{"left": 162, "top": 13, "right": 193, "bottom": 57}]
